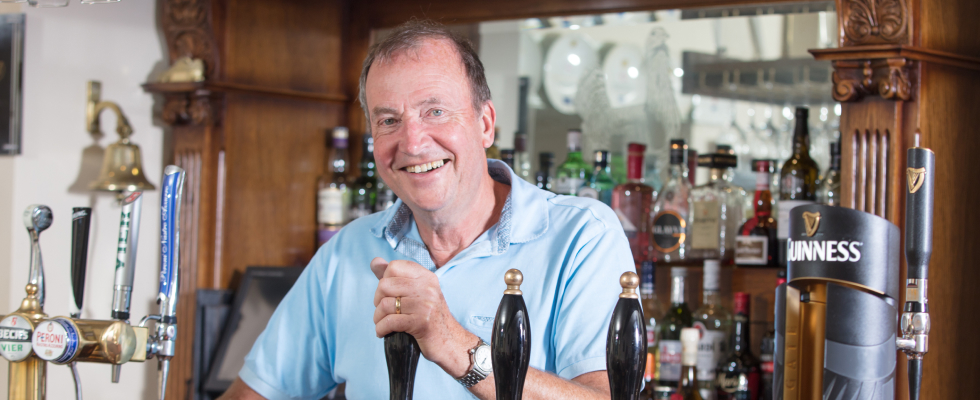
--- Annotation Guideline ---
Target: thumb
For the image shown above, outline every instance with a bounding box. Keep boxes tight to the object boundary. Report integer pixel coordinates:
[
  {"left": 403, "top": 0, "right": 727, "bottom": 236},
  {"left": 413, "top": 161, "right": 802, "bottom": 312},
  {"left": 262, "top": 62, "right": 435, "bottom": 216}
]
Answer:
[{"left": 370, "top": 257, "right": 389, "bottom": 280}]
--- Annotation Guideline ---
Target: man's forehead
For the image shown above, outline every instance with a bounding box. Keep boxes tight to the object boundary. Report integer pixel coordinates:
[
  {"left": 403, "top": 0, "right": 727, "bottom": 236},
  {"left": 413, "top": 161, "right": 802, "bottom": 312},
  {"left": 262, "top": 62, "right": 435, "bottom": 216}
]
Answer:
[{"left": 365, "top": 38, "right": 470, "bottom": 110}]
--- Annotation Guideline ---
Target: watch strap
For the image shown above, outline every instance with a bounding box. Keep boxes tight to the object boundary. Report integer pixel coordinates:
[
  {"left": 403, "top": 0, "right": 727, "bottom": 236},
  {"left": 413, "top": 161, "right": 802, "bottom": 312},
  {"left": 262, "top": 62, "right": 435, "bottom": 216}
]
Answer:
[{"left": 456, "top": 340, "right": 491, "bottom": 388}]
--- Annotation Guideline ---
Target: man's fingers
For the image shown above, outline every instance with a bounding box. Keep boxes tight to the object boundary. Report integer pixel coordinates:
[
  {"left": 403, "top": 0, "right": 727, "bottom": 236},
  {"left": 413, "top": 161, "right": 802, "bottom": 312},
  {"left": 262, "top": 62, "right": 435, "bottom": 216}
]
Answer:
[
  {"left": 370, "top": 257, "right": 389, "bottom": 280},
  {"left": 373, "top": 276, "right": 419, "bottom": 306},
  {"left": 375, "top": 314, "right": 418, "bottom": 338},
  {"left": 373, "top": 296, "right": 419, "bottom": 324},
  {"left": 383, "top": 259, "right": 429, "bottom": 279}
]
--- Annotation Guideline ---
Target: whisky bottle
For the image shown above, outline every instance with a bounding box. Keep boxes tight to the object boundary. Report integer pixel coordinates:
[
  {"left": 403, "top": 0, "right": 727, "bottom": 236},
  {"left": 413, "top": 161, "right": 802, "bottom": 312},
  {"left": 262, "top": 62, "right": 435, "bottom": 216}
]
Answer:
[
  {"left": 579, "top": 150, "right": 617, "bottom": 205},
  {"left": 693, "top": 260, "right": 732, "bottom": 400},
  {"left": 640, "top": 261, "right": 663, "bottom": 399},
  {"left": 555, "top": 129, "right": 591, "bottom": 195},
  {"left": 350, "top": 134, "right": 377, "bottom": 220},
  {"left": 500, "top": 149, "right": 515, "bottom": 170},
  {"left": 317, "top": 127, "right": 351, "bottom": 246},
  {"left": 716, "top": 293, "right": 760, "bottom": 400},
  {"left": 657, "top": 267, "right": 694, "bottom": 395},
  {"left": 734, "top": 160, "right": 779, "bottom": 268},
  {"left": 514, "top": 134, "right": 534, "bottom": 184},
  {"left": 677, "top": 327, "right": 705, "bottom": 400},
  {"left": 816, "top": 141, "right": 841, "bottom": 206},
  {"left": 777, "top": 107, "right": 819, "bottom": 265},
  {"left": 535, "top": 152, "right": 554, "bottom": 192},
  {"left": 652, "top": 140, "right": 693, "bottom": 264},
  {"left": 612, "top": 143, "right": 656, "bottom": 268},
  {"left": 689, "top": 153, "right": 747, "bottom": 263}
]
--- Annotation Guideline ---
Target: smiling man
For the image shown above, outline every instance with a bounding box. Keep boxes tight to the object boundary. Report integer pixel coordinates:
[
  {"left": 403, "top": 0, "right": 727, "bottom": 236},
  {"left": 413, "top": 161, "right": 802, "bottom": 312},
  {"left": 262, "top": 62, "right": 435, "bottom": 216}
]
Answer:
[{"left": 221, "top": 20, "right": 634, "bottom": 400}]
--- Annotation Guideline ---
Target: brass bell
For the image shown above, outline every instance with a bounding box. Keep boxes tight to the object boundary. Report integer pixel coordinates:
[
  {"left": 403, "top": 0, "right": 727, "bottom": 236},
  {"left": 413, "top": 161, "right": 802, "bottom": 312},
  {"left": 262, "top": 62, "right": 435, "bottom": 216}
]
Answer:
[{"left": 86, "top": 81, "right": 155, "bottom": 192}]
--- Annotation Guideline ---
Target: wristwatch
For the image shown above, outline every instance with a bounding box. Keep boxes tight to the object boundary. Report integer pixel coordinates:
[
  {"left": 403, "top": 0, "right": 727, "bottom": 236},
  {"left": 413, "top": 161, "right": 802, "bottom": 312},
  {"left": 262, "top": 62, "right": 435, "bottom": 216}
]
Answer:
[{"left": 456, "top": 339, "right": 492, "bottom": 388}]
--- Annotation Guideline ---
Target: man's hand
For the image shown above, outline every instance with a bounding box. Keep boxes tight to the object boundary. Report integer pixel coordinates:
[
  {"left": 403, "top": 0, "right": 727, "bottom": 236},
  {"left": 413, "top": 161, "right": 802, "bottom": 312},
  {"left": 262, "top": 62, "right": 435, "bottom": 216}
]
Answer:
[{"left": 371, "top": 257, "right": 478, "bottom": 378}]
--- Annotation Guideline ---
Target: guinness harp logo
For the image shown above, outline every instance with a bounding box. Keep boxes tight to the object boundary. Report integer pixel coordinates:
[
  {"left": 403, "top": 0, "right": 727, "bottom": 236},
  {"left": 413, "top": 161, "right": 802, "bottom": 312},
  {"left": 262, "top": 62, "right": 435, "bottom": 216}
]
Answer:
[
  {"left": 907, "top": 168, "right": 926, "bottom": 194},
  {"left": 803, "top": 212, "right": 821, "bottom": 237}
]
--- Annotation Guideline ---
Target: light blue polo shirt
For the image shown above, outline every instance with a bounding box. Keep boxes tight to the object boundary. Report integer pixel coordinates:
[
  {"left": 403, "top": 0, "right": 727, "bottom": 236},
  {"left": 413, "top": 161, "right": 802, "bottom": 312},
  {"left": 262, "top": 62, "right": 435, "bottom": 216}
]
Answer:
[{"left": 240, "top": 160, "right": 634, "bottom": 399}]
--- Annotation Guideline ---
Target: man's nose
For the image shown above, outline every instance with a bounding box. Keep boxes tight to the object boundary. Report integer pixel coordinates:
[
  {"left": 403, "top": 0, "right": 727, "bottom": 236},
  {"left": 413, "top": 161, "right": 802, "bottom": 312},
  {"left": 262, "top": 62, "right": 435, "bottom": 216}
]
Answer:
[{"left": 401, "top": 118, "right": 428, "bottom": 156}]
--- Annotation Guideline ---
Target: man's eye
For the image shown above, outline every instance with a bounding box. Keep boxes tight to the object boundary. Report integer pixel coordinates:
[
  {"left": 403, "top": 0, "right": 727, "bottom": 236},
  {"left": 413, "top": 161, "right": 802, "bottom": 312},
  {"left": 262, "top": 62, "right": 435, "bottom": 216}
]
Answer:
[
  {"left": 382, "top": 118, "right": 396, "bottom": 126},
  {"left": 431, "top": 109, "right": 444, "bottom": 116}
]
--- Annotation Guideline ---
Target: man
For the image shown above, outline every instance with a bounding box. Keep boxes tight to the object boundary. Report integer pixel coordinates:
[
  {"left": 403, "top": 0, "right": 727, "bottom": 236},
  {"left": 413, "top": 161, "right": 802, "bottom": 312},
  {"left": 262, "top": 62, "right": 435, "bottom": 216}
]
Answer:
[{"left": 221, "top": 20, "right": 633, "bottom": 400}]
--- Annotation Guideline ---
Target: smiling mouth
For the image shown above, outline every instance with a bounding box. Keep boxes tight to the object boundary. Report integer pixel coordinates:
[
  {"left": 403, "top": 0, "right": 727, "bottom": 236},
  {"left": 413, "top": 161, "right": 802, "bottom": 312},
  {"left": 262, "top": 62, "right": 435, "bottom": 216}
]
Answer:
[{"left": 402, "top": 159, "right": 448, "bottom": 174}]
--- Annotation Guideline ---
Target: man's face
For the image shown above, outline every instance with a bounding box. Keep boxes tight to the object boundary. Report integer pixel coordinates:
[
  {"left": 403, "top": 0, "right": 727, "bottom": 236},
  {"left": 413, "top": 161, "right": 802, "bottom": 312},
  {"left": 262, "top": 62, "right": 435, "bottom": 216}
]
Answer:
[{"left": 365, "top": 39, "right": 495, "bottom": 214}]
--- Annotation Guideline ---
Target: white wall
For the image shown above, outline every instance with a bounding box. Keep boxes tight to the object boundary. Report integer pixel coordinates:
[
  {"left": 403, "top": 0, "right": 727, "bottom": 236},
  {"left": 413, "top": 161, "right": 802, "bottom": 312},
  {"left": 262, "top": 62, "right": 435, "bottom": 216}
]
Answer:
[{"left": 2, "top": 2, "right": 165, "bottom": 399}]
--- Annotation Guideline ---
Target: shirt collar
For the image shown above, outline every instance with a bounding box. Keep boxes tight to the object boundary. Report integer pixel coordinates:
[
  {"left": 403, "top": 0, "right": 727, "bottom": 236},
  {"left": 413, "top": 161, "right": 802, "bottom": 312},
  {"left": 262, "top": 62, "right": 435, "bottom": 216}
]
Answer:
[{"left": 370, "top": 159, "right": 550, "bottom": 253}]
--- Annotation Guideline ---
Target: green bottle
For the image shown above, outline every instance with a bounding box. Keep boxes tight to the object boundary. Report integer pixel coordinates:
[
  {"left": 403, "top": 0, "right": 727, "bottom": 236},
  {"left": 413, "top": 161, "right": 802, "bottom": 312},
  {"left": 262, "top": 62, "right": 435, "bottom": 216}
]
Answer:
[
  {"left": 555, "top": 129, "right": 591, "bottom": 195},
  {"left": 578, "top": 150, "right": 616, "bottom": 206},
  {"left": 350, "top": 134, "right": 378, "bottom": 220},
  {"left": 656, "top": 267, "right": 694, "bottom": 395}
]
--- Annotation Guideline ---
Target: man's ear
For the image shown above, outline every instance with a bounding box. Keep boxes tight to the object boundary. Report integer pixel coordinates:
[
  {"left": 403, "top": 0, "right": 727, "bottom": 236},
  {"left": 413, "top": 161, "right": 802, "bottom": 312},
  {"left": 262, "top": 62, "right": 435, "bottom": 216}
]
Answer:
[{"left": 480, "top": 100, "right": 497, "bottom": 148}]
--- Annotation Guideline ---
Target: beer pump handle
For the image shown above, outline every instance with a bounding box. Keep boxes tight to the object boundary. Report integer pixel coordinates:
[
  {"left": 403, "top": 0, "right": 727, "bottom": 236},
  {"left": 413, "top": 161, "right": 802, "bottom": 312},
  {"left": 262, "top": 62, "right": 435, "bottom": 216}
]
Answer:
[
  {"left": 111, "top": 192, "right": 144, "bottom": 383},
  {"left": 70, "top": 207, "right": 92, "bottom": 319},
  {"left": 384, "top": 332, "right": 421, "bottom": 400},
  {"left": 154, "top": 165, "right": 186, "bottom": 400},
  {"left": 902, "top": 141, "right": 934, "bottom": 400},
  {"left": 606, "top": 272, "right": 646, "bottom": 400},
  {"left": 491, "top": 269, "right": 531, "bottom": 400}
]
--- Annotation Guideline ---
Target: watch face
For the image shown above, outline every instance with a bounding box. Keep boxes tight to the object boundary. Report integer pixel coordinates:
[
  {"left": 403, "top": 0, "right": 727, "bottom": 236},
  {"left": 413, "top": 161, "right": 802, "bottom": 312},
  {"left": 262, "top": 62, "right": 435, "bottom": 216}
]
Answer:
[{"left": 475, "top": 345, "right": 493, "bottom": 372}]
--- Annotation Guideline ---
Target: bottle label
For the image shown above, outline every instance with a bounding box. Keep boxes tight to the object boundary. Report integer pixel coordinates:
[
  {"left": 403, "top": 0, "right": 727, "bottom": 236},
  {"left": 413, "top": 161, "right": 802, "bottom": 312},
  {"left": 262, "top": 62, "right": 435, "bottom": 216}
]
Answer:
[
  {"left": 658, "top": 340, "right": 683, "bottom": 381},
  {"left": 691, "top": 200, "right": 721, "bottom": 250},
  {"left": 0, "top": 315, "right": 32, "bottom": 362},
  {"left": 694, "top": 322, "right": 727, "bottom": 383},
  {"left": 776, "top": 200, "right": 814, "bottom": 239},
  {"left": 735, "top": 236, "right": 768, "bottom": 265},
  {"left": 578, "top": 186, "right": 599, "bottom": 200},
  {"left": 554, "top": 176, "right": 582, "bottom": 195},
  {"left": 647, "top": 325, "right": 656, "bottom": 347},
  {"left": 318, "top": 187, "right": 349, "bottom": 225},
  {"left": 756, "top": 171, "right": 771, "bottom": 191},
  {"left": 652, "top": 211, "right": 686, "bottom": 253},
  {"left": 32, "top": 319, "right": 78, "bottom": 363}
]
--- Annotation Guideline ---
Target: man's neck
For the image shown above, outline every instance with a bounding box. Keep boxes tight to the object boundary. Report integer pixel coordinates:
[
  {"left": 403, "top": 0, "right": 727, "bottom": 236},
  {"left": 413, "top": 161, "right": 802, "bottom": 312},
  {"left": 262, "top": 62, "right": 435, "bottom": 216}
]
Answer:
[{"left": 414, "top": 173, "right": 510, "bottom": 268}]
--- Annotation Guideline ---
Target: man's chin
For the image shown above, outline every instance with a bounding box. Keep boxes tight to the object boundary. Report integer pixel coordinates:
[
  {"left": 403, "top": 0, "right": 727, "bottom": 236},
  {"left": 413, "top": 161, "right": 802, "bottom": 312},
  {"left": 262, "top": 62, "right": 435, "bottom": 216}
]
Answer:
[{"left": 400, "top": 195, "right": 451, "bottom": 214}]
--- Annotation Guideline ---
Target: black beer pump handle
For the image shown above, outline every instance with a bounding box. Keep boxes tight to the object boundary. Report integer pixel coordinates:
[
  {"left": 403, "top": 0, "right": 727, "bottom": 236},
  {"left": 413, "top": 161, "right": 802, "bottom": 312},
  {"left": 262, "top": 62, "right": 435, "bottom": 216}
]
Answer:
[
  {"left": 606, "top": 272, "right": 646, "bottom": 400},
  {"left": 906, "top": 144, "right": 934, "bottom": 283},
  {"left": 492, "top": 269, "right": 531, "bottom": 400},
  {"left": 70, "top": 207, "right": 92, "bottom": 318},
  {"left": 384, "top": 331, "right": 421, "bottom": 400}
]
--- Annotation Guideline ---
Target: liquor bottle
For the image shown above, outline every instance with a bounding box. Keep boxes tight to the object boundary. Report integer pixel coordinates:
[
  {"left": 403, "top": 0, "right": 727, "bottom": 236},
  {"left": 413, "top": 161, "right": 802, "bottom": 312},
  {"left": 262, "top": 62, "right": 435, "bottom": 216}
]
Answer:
[
  {"left": 486, "top": 127, "right": 502, "bottom": 160},
  {"left": 640, "top": 261, "right": 663, "bottom": 399},
  {"left": 535, "top": 152, "right": 554, "bottom": 191},
  {"left": 317, "top": 127, "right": 351, "bottom": 246},
  {"left": 555, "top": 129, "right": 591, "bottom": 195},
  {"left": 676, "top": 328, "right": 705, "bottom": 400},
  {"left": 375, "top": 180, "right": 397, "bottom": 212},
  {"left": 514, "top": 134, "right": 534, "bottom": 184},
  {"left": 693, "top": 260, "right": 732, "bottom": 400},
  {"left": 758, "top": 272, "right": 785, "bottom": 400},
  {"left": 716, "top": 293, "right": 760, "bottom": 400},
  {"left": 652, "top": 140, "right": 693, "bottom": 264},
  {"left": 579, "top": 150, "right": 617, "bottom": 205},
  {"left": 689, "top": 153, "right": 747, "bottom": 263},
  {"left": 501, "top": 149, "right": 515, "bottom": 170},
  {"left": 777, "top": 107, "right": 819, "bottom": 266},
  {"left": 734, "top": 160, "right": 779, "bottom": 268},
  {"left": 612, "top": 143, "right": 656, "bottom": 269},
  {"left": 656, "top": 267, "right": 694, "bottom": 396},
  {"left": 350, "top": 134, "right": 377, "bottom": 220},
  {"left": 816, "top": 141, "right": 841, "bottom": 206}
]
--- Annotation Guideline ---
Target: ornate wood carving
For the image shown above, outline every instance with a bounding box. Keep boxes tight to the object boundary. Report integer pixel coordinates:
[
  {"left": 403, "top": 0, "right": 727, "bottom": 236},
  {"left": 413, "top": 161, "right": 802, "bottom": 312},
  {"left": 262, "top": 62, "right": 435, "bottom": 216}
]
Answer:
[
  {"left": 831, "top": 58, "right": 913, "bottom": 102},
  {"left": 161, "top": 91, "right": 222, "bottom": 126},
  {"left": 162, "top": 0, "right": 219, "bottom": 79},
  {"left": 840, "top": 0, "right": 909, "bottom": 46}
]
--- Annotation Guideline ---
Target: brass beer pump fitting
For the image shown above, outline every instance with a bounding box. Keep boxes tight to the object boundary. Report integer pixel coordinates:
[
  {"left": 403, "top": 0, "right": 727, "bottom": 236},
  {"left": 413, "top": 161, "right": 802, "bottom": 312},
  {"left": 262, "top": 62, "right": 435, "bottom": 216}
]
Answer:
[{"left": 619, "top": 271, "right": 639, "bottom": 299}]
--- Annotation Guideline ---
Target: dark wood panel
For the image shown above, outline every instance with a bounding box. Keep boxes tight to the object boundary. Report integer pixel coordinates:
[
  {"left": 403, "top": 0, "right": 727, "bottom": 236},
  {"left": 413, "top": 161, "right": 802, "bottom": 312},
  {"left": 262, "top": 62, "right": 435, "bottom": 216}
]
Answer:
[
  {"left": 223, "top": 0, "right": 344, "bottom": 93},
  {"left": 219, "top": 94, "right": 341, "bottom": 289},
  {"left": 916, "top": 61, "right": 980, "bottom": 400},
  {"left": 919, "top": 0, "right": 980, "bottom": 57}
]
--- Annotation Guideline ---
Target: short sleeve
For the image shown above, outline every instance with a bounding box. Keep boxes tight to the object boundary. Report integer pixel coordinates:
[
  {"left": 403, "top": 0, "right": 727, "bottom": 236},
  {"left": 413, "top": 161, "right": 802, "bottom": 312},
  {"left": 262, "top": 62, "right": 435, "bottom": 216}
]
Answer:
[
  {"left": 239, "top": 249, "right": 336, "bottom": 400},
  {"left": 552, "top": 223, "right": 635, "bottom": 380}
]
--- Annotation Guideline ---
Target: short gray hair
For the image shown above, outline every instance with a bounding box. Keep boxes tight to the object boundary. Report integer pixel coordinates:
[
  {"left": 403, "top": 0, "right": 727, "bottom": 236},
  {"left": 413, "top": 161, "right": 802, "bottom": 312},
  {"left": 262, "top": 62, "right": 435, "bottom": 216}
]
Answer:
[{"left": 358, "top": 19, "right": 492, "bottom": 123}]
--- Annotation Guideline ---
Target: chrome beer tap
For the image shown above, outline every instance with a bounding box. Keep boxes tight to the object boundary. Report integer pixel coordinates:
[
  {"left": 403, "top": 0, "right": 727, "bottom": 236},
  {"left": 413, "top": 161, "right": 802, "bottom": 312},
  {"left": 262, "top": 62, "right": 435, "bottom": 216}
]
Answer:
[
  {"left": 140, "top": 165, "right": 185, "bottom": 400},
  {"left": 24, "top": 205, "right": 53, "bottom": 309},
  {"left": 110, "top": 191, "right": 144, "bottom": 383},
  {"left": 896, "top": 136, "right": 934, "bottom": 400}
]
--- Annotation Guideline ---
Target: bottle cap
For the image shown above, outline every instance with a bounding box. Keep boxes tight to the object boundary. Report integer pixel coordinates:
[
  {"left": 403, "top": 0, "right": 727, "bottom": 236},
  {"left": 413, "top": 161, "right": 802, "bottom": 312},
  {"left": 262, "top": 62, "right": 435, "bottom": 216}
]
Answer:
[
  {"left": 514, "top": 134, "right": 527, "bottom": 152},
  {"left": 681, "top": 327, "right": 700, "bottom": 366},
  {"left": 795, "top": 107, "right": 809, "bottom": 121},
  {"left": 697, "top": 153, "right": 737, "bottom": 169},
  {"left": 594, "top": 150, "right": 609, "bottom": 168},
  {"left": 703, "top": 260, "right": 721, "bottom": 290},
  {"left": 567, "top": 129, "right": 582, "bottom": 151},
  {"left": 332, "top": 127, "right": 349, "bottom": 139},
  {"left": 716, "top": 144, "right": 734, "bottom": 155},
  {"left": 734, "top": 292, "right": 750, "bottom": 315},
  {"left": 669, "top": 139, "right": 687, "bottom": 165},
  {"left": 671, "top": 266, "right": 687, "bottom": 277},
  {"left": 752, "top": 159, "right": 773, "bottom": 172}
]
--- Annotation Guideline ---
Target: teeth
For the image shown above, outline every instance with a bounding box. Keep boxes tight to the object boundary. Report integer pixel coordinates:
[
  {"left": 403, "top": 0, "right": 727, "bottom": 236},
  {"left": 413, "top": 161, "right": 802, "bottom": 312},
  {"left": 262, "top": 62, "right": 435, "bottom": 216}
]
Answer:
[{"left": 407, "top": 160, "right": 445, "bottom": 173}]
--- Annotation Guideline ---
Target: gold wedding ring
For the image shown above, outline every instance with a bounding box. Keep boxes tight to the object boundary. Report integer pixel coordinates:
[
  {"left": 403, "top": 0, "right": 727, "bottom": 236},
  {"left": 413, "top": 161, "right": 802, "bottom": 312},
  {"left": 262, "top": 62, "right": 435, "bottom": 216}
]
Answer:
[{"left": 395, "top": 296, "right": 402, "bottom": 314}]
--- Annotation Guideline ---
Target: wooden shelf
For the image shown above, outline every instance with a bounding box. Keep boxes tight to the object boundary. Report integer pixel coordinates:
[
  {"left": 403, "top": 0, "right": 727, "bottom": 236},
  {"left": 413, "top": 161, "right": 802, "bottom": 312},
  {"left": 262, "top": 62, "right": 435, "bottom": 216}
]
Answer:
[
  {"left": 810, "top": 45, "right": 980, "bottom": 71},
  {"left": 142, "top": 81, "right": 349, "bottom": 104}
]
